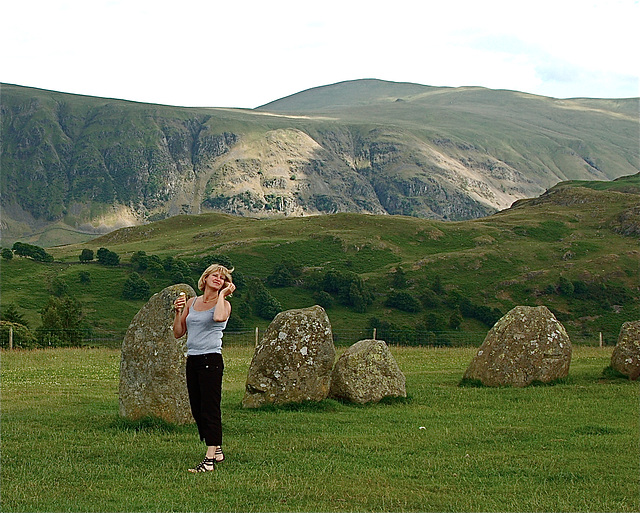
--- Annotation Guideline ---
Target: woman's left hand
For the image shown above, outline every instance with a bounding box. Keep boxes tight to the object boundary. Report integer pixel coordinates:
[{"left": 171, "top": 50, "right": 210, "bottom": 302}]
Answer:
[{"left": 222, "top": 282, "right": 236, "bottom": 299}]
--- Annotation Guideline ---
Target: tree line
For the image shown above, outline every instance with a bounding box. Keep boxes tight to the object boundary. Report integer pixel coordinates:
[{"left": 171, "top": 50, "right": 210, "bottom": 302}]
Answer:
[
  {"left": 5, "top": 240, "right": 630, "bottom": 349},
  {"left": 1, "top": 243, "right": 502, "bottom": 348}
]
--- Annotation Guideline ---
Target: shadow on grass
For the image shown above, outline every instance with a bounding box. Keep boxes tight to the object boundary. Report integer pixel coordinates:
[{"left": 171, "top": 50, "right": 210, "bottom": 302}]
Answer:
[
  {"left": 238, "top": 394, "right": 413, "bottom": 413},
  {"left": 600, "top": 365, "right": 635, "bottom": 382},
  {"left": 458, "top": 377, "right": 571, "bottom": 388},
  {"left": 246, "top": 398, "right": 344, "bottom": 413}
]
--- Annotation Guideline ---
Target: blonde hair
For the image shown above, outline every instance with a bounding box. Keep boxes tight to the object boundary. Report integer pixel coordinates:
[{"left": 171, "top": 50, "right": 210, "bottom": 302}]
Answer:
[{"left": 198, "top": 263, "right": 234, "bottom": 291}]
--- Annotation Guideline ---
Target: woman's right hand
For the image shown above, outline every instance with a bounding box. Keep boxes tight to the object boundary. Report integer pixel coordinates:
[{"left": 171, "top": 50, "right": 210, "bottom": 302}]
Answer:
[
  {"left": 172, "top": 293, "right": 188, "bottom": 339},
  {"left": 174, "top": 293, "right": 187, "bottom": 312}
]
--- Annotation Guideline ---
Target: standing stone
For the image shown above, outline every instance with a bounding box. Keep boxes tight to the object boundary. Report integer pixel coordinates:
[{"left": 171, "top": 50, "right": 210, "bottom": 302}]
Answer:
[
  {"left": 463, "top": 305, "right": 572, "bottom": 387},
  {"left": 330, "top": 339, "right": 406, "bottom": 404},
  {"left": 119, "top": 284, "right": 196, "bottom": 424},
  {"left": 610, "top": 321, "right": 640, "bottom": 380},
  {"left": 242, "top": 305, "right": 335, "bottom": 408}
]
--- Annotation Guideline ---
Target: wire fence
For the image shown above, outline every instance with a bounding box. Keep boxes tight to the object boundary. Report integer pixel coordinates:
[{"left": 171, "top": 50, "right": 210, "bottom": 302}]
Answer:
[
  {"left": 220, "top": 329, "right": 490, "bottom": 348},
  {"left": 2, "top": 326, "right": 620, "bottom": 350},
  {"left": 210, "top": 329, "right": 618, "bottom": 348}
]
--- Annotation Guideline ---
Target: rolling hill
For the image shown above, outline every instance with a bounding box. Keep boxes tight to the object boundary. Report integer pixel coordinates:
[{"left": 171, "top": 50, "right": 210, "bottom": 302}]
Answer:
[{"left": 1, "top": 174, "right": 637, "bottom": 347}]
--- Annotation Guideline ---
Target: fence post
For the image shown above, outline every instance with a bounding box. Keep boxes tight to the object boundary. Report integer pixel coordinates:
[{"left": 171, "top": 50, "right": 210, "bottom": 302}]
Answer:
[
  {"left": 9, "top": 326, "right": 13, "bottom": 350},
  {"left": 372, "top": 328, "right": 376, "bottom": 340},
  {"left": 255, "top": 327, "right": 259, "bottom": 346},
  {"left": 599, "top": 332, "right": 603, "bottom": 347}
]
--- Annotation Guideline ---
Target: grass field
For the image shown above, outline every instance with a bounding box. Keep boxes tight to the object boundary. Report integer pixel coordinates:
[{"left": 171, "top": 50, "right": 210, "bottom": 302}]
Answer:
[{"left": 1, "top": 345, "right": 638, "bottom": 512}]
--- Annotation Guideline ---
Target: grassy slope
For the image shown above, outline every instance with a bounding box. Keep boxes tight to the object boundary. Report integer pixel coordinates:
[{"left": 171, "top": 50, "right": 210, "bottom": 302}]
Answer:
[
  {"left": 549, "top": 171, "right": 640, "bottom": 194},
  {"left": 1, "top": 177, "right": 638, "bottom": 343}
]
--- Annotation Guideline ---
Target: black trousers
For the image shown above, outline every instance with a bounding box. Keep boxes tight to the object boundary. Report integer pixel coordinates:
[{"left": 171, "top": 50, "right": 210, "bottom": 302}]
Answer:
[{"left": 186, "top": 353, "right": 224, "bottom": 446}]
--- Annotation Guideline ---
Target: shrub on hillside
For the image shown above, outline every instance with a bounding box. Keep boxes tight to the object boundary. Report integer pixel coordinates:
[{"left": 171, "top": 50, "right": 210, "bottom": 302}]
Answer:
[
  {"left": 385, "top": 291, "right": 422, "bottom": 313},
  {"left": 459, "top": 297, "right": 502, "bottom": 327},
  {"left": 558, "top": 276, "right": 575, "bottom": 296},
  {"left": 322, "top": 269, "right": 373, "bottom": 313},
  {"left": 573, "top": 281, "right": 633, "bottom": 307},
  {"left": 122, "top": 273, "right": 151, "bottom": 300},
  {"left": 79, "top": 249, "right": 94, "bottom": 262},
  {"left": 349, "top": 280, "right": 374, "bottom": 313},
  {"left": 449, "top": 312, "right": 462, "bottom": 330},
  {"left": 96, "top": 247, "right": 120, "bottom": 266},
  {"left": 230, "top": 269, "right": 245, "bottom": 291},
  {"left": 225, "top": 313, "right": 246, "bottom": 331},
  {"left": 368, "top": 317, "right": 438, "bottom": 346},
  {"left": 199, "top": 253, "right": 234, "bottom": 271},
  {"left": 171, "top": 258, "right": 192, "bottom": 277},
  {"left": 37, "top": 296, "right": 85, "bottom": 347},
  {"left": 147, "top": 260, "right": 165, "bottom": 278},
  {"left": 231, "top": 298, "right": 252, "bottom": 322},
  {"left": 50, "top": 277, "right": 69, "bottom": 297},
  {"left": 572, "top": 280, "right": 589, "bottom": 295},
  {"left": 247, "top": 279, "right": 282, "bottom": 321},
  {"left": 162, "top": 255, "right": 175, "bottom": 272},
  {"left": 267, "top": 260, "right": 302, "bottom": 287},
  {"left": 1, "top": 303, "right": 29, "bottom": 328},
  {"left": 419, "top": 288, "right": 441, "bottom": 308},
  {"left": 12, "top": 242, "right": 53, "bottom": 262},
  {"left": 130, "top": 251, "right": 149, "bottom": 272},
  {"left": 424, "top": 312, "right": 448, "bottom": 332},
  {"left": 390, "top": 266, "right": 408, "bottom": 289},
  {"left": 170, "top": 271, "right": 197, "bottom": 290},
  {"left": 300, "top": 269, "right": 324, "bottom": 292},
  {"left": 313, "top": 291, "right": 334, "bottom": 309}
]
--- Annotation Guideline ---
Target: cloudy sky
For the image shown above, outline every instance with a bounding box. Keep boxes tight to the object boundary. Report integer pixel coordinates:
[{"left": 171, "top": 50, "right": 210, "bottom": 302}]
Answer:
[{"left": 2, "top": 0, "right": 638, "bottom": 108}]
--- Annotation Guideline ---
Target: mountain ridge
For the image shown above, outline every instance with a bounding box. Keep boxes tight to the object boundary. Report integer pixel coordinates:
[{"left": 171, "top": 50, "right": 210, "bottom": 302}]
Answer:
[{"left": 1, "top": 80, "right": 638, "bottom": 247}]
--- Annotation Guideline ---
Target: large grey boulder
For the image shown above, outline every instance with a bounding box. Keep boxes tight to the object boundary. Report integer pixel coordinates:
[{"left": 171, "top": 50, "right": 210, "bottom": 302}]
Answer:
[
  {"left": 242, "top": 305, "right": 335, "bottom": 408},
  {"left": 330, "top": 339, "right": 406, "bottom": 403},
  {"left": 610, "top": 321, "right": 640, "bottom": 380},
  {"left": 463, "top": 305, "right": 572, "bottom": 387},
  {"left": 119, "top": 284, "right": 195, "bottom": 424}
]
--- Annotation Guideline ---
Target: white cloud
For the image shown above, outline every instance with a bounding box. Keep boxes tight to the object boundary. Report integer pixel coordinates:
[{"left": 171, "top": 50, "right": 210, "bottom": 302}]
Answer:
[{"left": 1, "top": 0, "right": 638, "bottom": 107}]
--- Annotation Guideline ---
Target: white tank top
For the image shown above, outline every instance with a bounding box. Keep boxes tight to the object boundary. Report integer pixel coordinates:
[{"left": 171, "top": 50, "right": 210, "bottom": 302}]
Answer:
[{"left": 185, "top": 297, "right": 227, "bottom": 356}]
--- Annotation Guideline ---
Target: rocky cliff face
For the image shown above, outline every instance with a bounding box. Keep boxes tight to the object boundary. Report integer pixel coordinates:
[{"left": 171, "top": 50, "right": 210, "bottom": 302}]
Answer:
[{"left": 2, "top": 82, "right": 637, "bottom": 244}]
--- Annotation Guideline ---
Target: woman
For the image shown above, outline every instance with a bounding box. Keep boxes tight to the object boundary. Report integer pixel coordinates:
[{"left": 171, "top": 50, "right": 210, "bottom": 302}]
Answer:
[{"left": 173, "top": 263, "right": 236, "bottom": 472}]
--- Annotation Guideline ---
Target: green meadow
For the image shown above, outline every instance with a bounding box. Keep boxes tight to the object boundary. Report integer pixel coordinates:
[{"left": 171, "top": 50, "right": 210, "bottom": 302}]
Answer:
[{"left": 2, "top": 345, "right": 638, "bottom": 512}]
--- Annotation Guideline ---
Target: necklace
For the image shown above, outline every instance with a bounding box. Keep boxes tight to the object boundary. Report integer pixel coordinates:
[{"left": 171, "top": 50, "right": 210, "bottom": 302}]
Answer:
[{"left": 202, "top": 295, "right": 218, "bottom": 303}]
